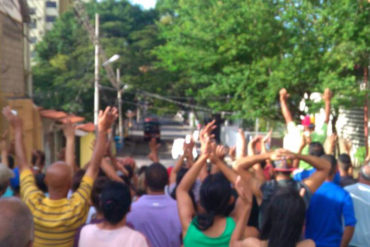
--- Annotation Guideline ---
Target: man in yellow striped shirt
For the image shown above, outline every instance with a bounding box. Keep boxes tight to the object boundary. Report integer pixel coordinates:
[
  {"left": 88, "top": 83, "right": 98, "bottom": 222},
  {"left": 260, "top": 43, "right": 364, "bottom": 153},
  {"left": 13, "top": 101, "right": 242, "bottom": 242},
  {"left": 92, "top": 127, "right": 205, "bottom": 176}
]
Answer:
[{"left": 3, "top": 106, "right": 118, "bottom": 247}]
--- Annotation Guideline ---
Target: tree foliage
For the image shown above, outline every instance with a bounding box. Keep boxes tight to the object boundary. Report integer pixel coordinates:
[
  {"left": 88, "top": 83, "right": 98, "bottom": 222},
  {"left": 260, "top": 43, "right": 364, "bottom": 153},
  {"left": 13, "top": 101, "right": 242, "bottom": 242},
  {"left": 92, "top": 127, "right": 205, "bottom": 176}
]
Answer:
[
  {"left": 33, "top": 0, "right": 180, "bottom": 119},
  {"left": 155, "top": 0, "right": 369, "bottom": 122}
]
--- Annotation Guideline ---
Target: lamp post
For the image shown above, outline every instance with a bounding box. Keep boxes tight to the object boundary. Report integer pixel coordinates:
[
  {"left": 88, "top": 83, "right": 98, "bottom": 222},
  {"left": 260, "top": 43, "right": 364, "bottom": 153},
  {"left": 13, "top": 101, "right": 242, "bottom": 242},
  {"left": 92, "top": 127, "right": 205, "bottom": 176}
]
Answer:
[{"left": 102, "top": 54, "right": 123, "bottom": 143}]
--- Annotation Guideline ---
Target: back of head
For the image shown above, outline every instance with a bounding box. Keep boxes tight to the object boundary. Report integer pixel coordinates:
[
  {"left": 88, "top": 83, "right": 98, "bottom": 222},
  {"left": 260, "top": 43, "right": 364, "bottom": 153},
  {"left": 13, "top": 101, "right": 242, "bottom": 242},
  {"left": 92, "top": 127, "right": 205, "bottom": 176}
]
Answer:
[
  {"left": 359, "top": 164, "right": 370, "bottom": 184},
  {"left": 145, "top": 163, "right": 168, "bottom": 192},
  {"left": 0, "top": 197, "right": 33, "bottom": 247},
  {"left": 321, "top": 154, "right": 337, "bottom": 177},
  {"left": 338, "top": 154, "right": 352, "bottom": 172},
  {"left": 0, "top": 163, "right": 14, "bottom": 197},
  {"left": 261, "top": 188, "right": 306, "bottom": 247},
  {"left": 101, "top": 181, "right": 131, "bottom": 225},
  {"left": 309, "top": 142, "right": 325, "bottom": 157},
  {"left": 91, "top": 176, "right": 110, "bottom": 213},
  {"left": 45, "top": 162, "right": 72, "bottom": 196},
  {"left": 196, "top": 173, "right": 232, "bottom": 231}
]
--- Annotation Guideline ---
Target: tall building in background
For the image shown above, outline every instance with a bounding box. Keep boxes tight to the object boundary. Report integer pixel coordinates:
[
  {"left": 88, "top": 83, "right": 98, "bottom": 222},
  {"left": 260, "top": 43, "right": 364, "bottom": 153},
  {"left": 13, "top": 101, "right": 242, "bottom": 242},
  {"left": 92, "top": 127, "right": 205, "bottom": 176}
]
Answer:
[{"left": 27, "top": 0, "right": 85, "bottom": 59}]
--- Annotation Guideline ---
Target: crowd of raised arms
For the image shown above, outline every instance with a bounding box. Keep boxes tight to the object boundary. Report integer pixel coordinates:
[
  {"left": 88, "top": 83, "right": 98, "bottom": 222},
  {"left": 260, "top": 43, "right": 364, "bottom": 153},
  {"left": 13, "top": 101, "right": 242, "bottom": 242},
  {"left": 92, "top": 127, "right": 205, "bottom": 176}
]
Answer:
[{"left": 0, "top": 88, "right": 369, "bottom": 247}]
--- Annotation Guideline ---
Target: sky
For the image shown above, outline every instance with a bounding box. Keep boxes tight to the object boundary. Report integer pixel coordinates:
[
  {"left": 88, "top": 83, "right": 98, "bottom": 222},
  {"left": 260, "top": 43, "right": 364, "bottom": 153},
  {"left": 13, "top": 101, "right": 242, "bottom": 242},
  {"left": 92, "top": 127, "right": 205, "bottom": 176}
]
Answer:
[{"left": 129, "top": 0, "right": 157, "bottom": 9}]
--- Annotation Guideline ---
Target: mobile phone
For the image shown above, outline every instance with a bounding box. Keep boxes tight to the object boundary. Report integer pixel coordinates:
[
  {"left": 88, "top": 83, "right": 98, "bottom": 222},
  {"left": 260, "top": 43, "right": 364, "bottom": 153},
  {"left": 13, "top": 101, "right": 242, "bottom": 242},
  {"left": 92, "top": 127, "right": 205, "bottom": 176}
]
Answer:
[{"left": 11, "top": 110, "right": 18, "bottom": 116}]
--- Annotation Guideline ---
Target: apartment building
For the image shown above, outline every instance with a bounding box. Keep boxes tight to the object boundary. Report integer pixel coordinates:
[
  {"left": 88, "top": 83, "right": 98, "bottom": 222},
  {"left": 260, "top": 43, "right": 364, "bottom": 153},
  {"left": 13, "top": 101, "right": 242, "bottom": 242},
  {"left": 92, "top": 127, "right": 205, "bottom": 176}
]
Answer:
[{"left": 28, "top": 0, "right": 85, "bottom": 58}]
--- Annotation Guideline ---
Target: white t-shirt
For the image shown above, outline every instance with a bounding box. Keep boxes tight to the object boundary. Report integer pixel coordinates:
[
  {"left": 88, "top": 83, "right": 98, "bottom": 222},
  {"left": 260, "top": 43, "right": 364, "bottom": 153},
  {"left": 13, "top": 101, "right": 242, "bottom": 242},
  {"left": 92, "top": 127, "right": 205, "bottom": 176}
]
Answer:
[
  {"left": 79, "top": 224, "right": 149, "bottom": 247},
  {"left": 345, "top": 183, "right": 370, "bottom": 247}
]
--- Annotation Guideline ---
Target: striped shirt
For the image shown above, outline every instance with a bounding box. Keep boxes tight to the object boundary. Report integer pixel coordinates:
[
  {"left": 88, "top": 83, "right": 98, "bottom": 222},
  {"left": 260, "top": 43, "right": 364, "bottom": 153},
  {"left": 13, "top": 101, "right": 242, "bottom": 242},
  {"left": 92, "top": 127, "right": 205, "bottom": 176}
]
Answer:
[{"left": 20, "top": 169, "right": 93, "bottom": 247}]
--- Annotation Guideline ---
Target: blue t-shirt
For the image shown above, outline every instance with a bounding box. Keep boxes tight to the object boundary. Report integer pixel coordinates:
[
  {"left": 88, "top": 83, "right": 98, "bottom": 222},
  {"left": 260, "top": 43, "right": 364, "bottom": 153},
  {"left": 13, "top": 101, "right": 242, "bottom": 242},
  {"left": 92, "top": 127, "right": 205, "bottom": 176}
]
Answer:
[
  {"left": 293, "top": 169, "right": 341, "bottom": 185},
  {"left": 305, "top": 181, "right": 356, "bottom": 247}
]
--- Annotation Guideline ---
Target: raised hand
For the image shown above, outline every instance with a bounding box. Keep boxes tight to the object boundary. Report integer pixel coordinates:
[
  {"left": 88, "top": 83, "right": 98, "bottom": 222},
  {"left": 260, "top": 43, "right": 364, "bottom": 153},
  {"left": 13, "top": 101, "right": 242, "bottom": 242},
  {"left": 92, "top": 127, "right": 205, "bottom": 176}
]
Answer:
[
  {"left": 2, "top": 106, "right": 22, "bottom": 130},
  {"left": 214, "top": 145, "right": 228, "bottom": 160},
  {"left": 199, "top": 120, "right": 216, "bottom": 145},
  {"left": 279, "top": 88, "right": 290, "bottom": 101},
  {"left": 271, "top": 148, "right": 296, "bottom": 160},
  {"left": 62, "top": 119, "right": 76, "bottom": 138},
  {"left": 98, "top": 107, "right": 118, "bottom": 132}
]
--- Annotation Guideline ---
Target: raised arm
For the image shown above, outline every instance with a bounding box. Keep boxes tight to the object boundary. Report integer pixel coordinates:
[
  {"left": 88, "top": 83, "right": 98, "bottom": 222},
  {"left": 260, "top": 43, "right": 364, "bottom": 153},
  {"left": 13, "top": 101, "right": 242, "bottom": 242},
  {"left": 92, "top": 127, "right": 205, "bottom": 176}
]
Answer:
[
  {"left": 63, "top": 120, "right": 77, "bottom": 173},
  {"left": 279, "top": 88, "right": 293, "bottom": 124},
  {"left": 237, "top": 129, "right": 246, "bottom": 159},
  {"left": 2, "top": 107, "right": 29, "bottom": 172},
  {"left": 148, "top": 138, "right": 160, "bottom": 163},
  {"left": 170, "top": 154, "right": 185, "bottom": 185},
  {"left": 85, "top": 107, "right": 118, "bottom": 179},
  {"left": 229, "top": 176, "right": 253, "bottom": 247},
  {"left": 1, "top": 131, "right": 8, "bottom": 167},
  {"left": 177, "top": 121, "right": 214, "bottom": 236},
  {"left": 176, "top": 154, "right": 208, "bottom": 236},
  {"left": 211, "top": 145, "right": 238, "bottom": 184},
  {"left": 323, "top": 88, "right": 332, "bottom": 124}
]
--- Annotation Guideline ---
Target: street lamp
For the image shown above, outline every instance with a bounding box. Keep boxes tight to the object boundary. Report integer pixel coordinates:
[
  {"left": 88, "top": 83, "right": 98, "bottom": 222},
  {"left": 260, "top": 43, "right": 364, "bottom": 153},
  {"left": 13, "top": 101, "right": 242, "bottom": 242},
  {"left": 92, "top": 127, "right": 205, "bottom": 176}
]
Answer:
[{"left": 103, "top": 54, "right": 124, "bottom": 144}]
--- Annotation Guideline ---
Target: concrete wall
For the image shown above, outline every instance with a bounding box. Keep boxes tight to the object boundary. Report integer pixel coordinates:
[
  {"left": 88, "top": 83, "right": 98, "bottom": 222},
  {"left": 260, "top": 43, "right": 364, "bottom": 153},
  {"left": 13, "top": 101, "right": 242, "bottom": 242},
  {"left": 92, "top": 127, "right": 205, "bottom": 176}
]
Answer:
[{"left": 0, "top": 12, "right": 25, "bottom": 97}]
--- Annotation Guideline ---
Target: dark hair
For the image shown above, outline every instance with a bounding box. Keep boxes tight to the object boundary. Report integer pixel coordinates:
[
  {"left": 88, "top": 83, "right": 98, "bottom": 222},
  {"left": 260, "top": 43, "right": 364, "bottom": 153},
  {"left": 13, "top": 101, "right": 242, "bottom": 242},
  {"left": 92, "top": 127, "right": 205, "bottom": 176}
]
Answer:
[
  {"left": 121, "top": 165, "right": 134, "bottom": 185},
  {"left": 145, "top": 163, "right": 168, "bottom": 192},
  {"left": 260, "top": 188, "right": 306, "bottom": 247},
  {"left": 31, "top": 150, "right": 45, "bottom": 166},
  {"left": 101, "top": 181, "right": 131, "bottom": 225},
  {"left": 195, "top": 173, "right": 232, "bottom": 231},
  {"left": 338, "top": 154, "right": 352, "bottom": 172},
  {"left": 321, "top": 154, "right": 337, "bottom": 176},
  {"left": 91, "top": 177, "right": 110, "bottom": 213},
  {"left": 7, "top": 155, "right": 14, "bottom": 169},
  {"left": 309, "top": 142, "right": 325, "bottom": 157},
  {"left": 35, "top": 173, "right": 48, "bottom": 193},
  {"left": 171, "top": 168, "right": 197, "bottom": 209},
  {"left": 71, "top": 170, "right": 86, "bottom": 192}
]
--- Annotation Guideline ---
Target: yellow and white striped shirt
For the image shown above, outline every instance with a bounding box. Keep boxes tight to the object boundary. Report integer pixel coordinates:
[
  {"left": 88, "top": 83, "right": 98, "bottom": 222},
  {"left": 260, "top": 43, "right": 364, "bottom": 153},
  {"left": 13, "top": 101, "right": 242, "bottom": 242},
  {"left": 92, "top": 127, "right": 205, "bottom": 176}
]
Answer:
[{"left": 20, "top": 169, "right": 93, "bottom": 247}]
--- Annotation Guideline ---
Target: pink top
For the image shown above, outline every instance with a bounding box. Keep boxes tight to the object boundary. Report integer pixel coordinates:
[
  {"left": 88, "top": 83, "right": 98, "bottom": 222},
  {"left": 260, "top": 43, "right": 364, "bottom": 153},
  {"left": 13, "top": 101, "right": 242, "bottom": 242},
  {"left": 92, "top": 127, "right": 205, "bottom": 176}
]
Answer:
[{"left": 78, "top": 224, "right": 149, "bottom": 247}]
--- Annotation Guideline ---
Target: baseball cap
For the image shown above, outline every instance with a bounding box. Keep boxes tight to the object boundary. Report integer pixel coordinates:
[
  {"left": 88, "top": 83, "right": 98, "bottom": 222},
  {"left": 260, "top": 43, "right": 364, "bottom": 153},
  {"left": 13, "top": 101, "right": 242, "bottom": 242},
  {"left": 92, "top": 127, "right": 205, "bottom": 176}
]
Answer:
[{"left": 272, "top": 158, "right": 295, "bottom": 172}]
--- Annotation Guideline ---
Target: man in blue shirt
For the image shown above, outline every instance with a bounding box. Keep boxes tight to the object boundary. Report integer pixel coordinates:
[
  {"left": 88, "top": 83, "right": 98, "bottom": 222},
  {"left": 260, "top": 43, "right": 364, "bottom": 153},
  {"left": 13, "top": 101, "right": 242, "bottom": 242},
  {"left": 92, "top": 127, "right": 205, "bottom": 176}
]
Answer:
[{"left": 305, "top": 155, "right": 356, "bottom": 247}]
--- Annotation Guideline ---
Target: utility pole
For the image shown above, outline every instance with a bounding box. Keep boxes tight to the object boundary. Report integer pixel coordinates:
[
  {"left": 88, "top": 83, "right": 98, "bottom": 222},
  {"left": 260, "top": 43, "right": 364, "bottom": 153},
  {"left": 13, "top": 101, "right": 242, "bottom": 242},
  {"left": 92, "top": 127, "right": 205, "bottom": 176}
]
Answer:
[
  {"left": 94, "top": 14, "right": 99, "bottom": 125},
  {"left": 117, "top": 68, "right": 123, "bottom": 142},
  {"left": 73, "top": 0, "right": 118, "bottom": 89}
]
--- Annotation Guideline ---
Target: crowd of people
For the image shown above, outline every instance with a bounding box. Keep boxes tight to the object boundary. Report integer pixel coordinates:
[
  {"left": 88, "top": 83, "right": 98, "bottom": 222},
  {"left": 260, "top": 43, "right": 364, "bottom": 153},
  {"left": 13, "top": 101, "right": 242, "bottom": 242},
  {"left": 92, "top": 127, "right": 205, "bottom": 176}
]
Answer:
[{"left": 0, "top": 88, "right": 369, "bottom": 247}]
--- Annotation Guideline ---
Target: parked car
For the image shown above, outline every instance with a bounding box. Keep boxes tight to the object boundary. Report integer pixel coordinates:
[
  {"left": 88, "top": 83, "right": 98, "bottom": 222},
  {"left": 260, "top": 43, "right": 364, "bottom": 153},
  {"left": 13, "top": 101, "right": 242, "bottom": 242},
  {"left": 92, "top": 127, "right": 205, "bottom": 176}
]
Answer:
[{"left": 143, "top": 117, "right": 160, "bottom": 142}]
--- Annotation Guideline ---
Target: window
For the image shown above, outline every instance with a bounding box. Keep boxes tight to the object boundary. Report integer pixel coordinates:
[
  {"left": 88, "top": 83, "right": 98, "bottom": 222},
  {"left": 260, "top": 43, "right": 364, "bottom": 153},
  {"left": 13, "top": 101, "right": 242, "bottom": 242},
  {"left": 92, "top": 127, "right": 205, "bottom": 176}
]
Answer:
[
  {"left": 29, "top": 8, "right": 36, "bottom": 15},
  {"left": 46, "top": 1, "right": 57, "bottom": 8},
  {"left": 45, "top": 15, "right": 56, "bottom": 22}
]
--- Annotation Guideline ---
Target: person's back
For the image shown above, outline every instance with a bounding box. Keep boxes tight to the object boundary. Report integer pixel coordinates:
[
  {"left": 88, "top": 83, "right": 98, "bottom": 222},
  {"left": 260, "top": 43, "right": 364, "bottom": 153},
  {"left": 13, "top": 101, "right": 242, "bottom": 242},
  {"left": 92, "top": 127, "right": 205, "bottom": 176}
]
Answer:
[
  {"left": 79, "top": 181, "right": 149, "bottom": 247},
  {"left": 3, "top": 105, "right": 117, "bottom": 247},
  {"left": 127, "top": 193, "right": 181, "bottom": 246},
  {"left": 184, "top": 216, "right": 235, "bottom": 247},
  {"left": 79, "top": 224, "right": 147, "bottom": 247},
  {"left": 344, "top": 165, "right": 370, "bottom": 247},
  {"left": 305, "top": 181, "right": 356, "bottom": 247},
  {"left": 126, "top": 163, "right": 182, "bottom": 247}
]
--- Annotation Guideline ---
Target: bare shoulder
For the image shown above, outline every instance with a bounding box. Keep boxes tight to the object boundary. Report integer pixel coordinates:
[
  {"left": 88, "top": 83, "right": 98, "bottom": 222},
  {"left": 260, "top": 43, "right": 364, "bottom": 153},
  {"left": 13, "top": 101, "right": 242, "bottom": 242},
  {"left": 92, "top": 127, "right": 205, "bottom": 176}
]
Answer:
[{"left": 297, "top": 239, "right": 315, "bottom": 247}]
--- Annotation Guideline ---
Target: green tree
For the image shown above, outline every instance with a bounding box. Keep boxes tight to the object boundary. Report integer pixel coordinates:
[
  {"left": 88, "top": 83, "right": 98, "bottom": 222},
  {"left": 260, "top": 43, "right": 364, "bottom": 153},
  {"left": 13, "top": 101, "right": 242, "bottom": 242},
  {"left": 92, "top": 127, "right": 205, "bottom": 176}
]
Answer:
[
  {"left": 155, "top": 0, "right": 369, "bottom": 122},
  {"left": 33, "top": 0, "right": 180, "bottom": 119}
]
